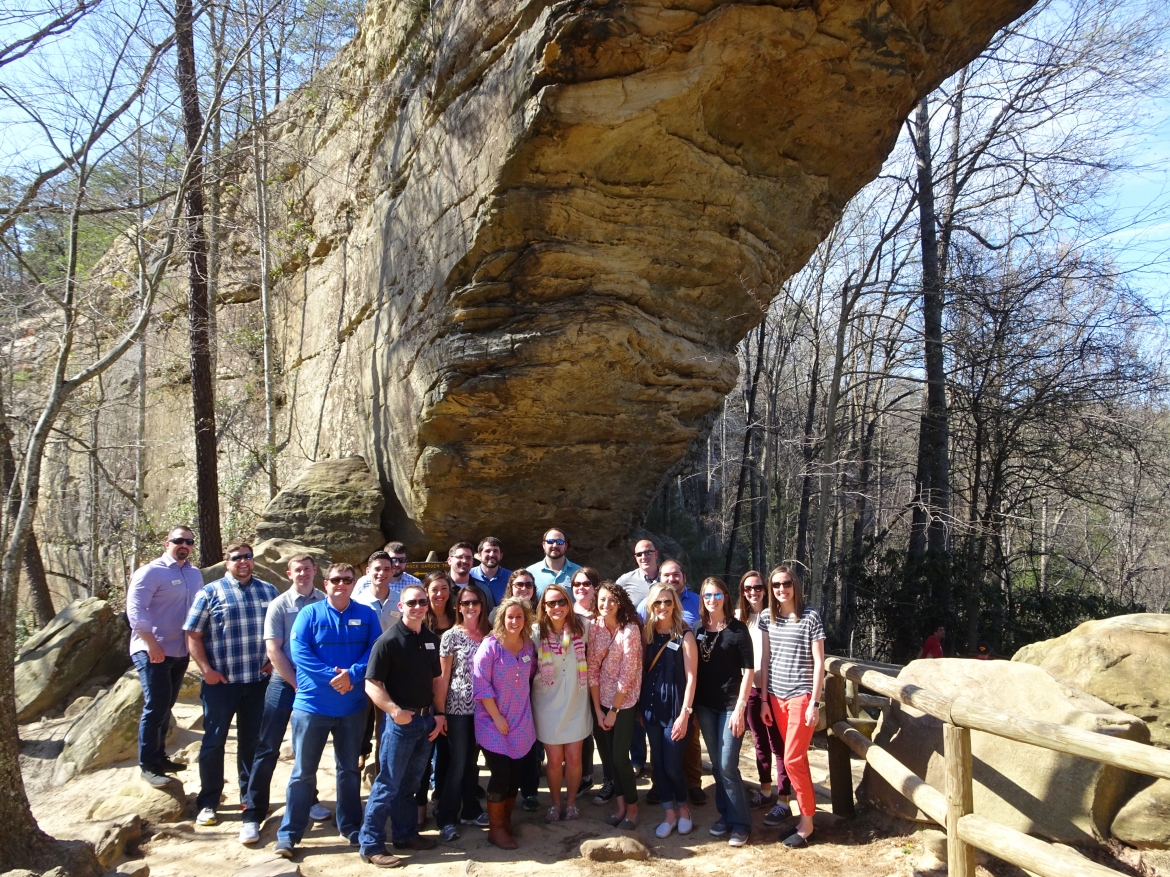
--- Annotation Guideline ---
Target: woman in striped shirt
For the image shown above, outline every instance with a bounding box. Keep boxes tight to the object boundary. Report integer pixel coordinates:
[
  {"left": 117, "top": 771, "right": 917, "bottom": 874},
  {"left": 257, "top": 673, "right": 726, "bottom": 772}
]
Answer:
[{"left": 759, "top": 564, "right": 825, "bottom": 848}]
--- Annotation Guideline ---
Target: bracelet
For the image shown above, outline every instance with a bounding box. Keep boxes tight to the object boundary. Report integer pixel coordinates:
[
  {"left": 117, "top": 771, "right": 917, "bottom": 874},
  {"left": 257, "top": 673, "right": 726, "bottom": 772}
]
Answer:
[{"left": 735, "top": 700, "right": 747, "bottom": 708}]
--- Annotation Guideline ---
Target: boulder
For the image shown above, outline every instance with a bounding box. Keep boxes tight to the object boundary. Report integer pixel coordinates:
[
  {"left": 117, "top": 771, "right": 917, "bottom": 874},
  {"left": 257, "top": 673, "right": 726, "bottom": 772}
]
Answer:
[
  {"left": 54, "top": 669, "right": 177, "bottom": 783},
  {"left": 1012, "top": 614, "right": 1170, "bottom": 749},
  {"left": 253, "top": 458, "right": 383, "bottom": 569},
  {"left": 208, "top": 0, "right": 1035, "bottom": 559},
  {"left": 113, "top": 862, "right": 149, "bottom": 877},
  {"left": 90, "top": 779, "right": 185, "bottom": 824},
  {"left": 231, "top": 860, "right": 300, "bottom": 877},
  {"left": 580, "top": 836, "right": 651, "bottom": 862},
  {"left": 199, "top": 538, "right": 330, "bottom": 593},
  {"left": 62, "top": 815, "right": 142, "bottom": 869},
  {"left": 16, "top": 598, "right": 131, "bottom": 721},
  {"left": 858, "top": 659, "right": 1148, "bottom": 846},
  {"left": 1112, "top": 779, "right": 1170, "bottom": 849}
]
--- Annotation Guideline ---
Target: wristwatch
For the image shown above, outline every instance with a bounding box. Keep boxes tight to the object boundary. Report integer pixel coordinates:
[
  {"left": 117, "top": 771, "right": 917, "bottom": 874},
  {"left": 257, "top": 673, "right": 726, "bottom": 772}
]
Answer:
[
  {"left": 683, "top": 706, "right": 694, "bottom": 714},
  {"left": 813, "top": 701, "right": 825, "bottom": 709}
]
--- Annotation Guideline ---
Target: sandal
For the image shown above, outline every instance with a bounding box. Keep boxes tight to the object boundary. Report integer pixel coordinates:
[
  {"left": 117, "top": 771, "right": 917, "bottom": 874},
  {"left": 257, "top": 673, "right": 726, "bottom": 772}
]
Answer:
[
  {"left": 563, "top": 806, "right": 580, "bottom": 821},
  {"left": 545, "top": 805, "right": 562, "bottom": 823}
]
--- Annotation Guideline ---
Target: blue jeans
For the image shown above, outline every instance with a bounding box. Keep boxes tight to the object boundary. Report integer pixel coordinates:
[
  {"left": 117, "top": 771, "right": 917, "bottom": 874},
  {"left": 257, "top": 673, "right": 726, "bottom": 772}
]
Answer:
[
  {"left": 695, "top": 705, "right": 751, "bottom": 832},
  {"left": 278, "top": 707, "right": 366, "bottom": 845},
  {"left": 359, "top": 713, "right": 435, "bottom": 855},
  {"left": 196, "top": 680, "right": 268, "bottom": 811},
  {"left": 242, "top": 678, "right": 296, "bottom": 823},
  {"left": 131, "top": 652, "right": 189, "bottom": 770},
  {"left": 434, "top": 715, "right": 483, "bottom": 828},
  {"left": 646, "top": 719, "right": 689, "bottom": 811},
  {"left": 630, "top": 726, "right": 647, "bottom": 769}
]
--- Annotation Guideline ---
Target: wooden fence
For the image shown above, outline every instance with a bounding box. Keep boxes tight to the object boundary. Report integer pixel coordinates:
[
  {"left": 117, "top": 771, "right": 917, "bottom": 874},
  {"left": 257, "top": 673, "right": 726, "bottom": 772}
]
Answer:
[{"left": 822, "top": 655, "right": 1170, "bottom": 877}]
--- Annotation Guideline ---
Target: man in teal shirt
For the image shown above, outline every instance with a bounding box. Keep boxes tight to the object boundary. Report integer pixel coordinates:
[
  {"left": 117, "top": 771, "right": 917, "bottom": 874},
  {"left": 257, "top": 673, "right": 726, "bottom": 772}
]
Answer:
[{"left": 526, "top": 527, "right": 582, "bottom": 596}]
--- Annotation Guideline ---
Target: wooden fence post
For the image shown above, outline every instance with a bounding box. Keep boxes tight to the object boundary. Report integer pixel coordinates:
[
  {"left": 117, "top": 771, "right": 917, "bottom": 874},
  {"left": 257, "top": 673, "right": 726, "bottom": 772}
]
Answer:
[
  {"left": 944, "top": 722, "right": 975, "bottom": 877},
  {"left": 825, "top": 673, "right": 855, "bottom": 817},
  {"left": 846, "top": 679, "right": 860, "bottom": 718}
]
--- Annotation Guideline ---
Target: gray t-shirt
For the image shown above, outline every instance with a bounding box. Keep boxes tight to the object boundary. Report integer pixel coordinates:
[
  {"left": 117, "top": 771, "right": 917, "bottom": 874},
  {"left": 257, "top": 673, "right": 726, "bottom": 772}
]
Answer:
[
  {"left": 263, "top": 587, "right": 326, "bottom": 683},
  {"left": 355, "top": 589, "right": 401, "bottom": 633},
  {"left": 758, "top": 607, "right": 825, "bottom": 700},
  {"left": 615, "top": 568, "right": 659, "bottom": 607}
]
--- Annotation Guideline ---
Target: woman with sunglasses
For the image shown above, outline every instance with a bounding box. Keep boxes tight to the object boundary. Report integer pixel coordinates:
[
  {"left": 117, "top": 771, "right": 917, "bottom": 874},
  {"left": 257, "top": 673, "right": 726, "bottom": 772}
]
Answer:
[
  {"left": 735, "top": 570, "right": 790, "bottom": 822},
  {"left": 693, "top": 576, "right": 754, "bottom": 846},
  {"left": 488, "top": 569, "right": 537, "bottom": 625},
  {"left": 588, "top": 582, "right": 643, "bottom": 829},
  {"left": 433, "top": 582, "right": 491, "bottom": 842},
  {"left": 532, "top": 582, "right": 591, "bottom": 822},
  {"left": 472, "top": 596, "right": 538, "bottom": 849},
  {"left": 640, "top": 582, "right": 697, "bottom": 838},
  {"left": 758, "top": 564, "right": 825, "bottom": 848},
  {"left": 416, "top": 572, "right": 458, "bottom": 827},
  {"left": 570, "top": 567, "right": 601, "bottom": 796}
]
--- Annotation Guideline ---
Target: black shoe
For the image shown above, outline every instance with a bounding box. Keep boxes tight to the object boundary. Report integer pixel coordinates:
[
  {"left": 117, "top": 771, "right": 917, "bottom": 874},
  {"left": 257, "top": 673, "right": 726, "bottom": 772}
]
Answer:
[
  {"left": 645, "top": 788, "right": 661, "bottom": 806},
  {"left": 159, "top": 758, "right": 186, "bottom": 774},
  {"left": 632, "top": 764, "right": 646, "bottom": 779},
  {"left": 392, "top": 836, "right": 438, "bottom": 851},
  {"left": 577, "top": 775, "right": 594, "bottom": 796},
  {"left": 688, "top": 787, "right": 707, "bottom": 806},
  {"left": 593, "top": 781, "right": 616, "bottom": 805},
  {"left": 521, "top": 795, "right": 539, "bottom": 812},
  {"left": 141, "top": 768, "right": 173, "bottom": 788}
]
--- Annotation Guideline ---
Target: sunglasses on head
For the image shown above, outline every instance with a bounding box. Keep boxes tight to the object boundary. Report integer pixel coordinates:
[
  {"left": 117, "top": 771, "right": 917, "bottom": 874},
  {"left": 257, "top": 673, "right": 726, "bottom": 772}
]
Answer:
[
  {"left": 229, "top": 553, "right": 253, "bottom": 562},
  {"left": 169, "top": 537, "right": 195, "bottom": 545},
  {"left": 402, "top": 597, "right": 429, "bottom": 608},
  {"left": 328, "top": 576, "right": 354, "bottom": 584}
]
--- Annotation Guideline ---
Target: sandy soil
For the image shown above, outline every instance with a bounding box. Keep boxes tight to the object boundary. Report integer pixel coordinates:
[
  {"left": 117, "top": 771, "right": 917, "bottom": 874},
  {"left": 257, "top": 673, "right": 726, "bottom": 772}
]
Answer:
[{"left": 19, "top": 691, "right": 1017, "bottom": 877}]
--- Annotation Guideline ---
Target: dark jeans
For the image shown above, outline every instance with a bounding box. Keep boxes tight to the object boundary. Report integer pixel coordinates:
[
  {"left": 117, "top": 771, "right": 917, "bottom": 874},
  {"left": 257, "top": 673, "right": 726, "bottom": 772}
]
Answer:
[
  {"left": 595, "top": 707, "right": 637, "bottom": 804},
  {"left": 520, "top": 741, "right": 541, "bottom": 798},
  {"left": 746, "top": 686, "right": 789, "bottom": 792},
  {"left": 483, "top": 748, "right": 523, "bottom": 799},
  {"left": 435, "top": 715, "right": 482, "bottom": 827},
  {"left": 416, "top": 732, "right": 447, "bottom": 806},
  {"left": 242, "top": 677, "right": 296, "bottom": 823},
  {"left": 131, "top": 652, "right": 188, "bottom": 770},
  {"left": 695, "top": 705, "right": 751, "bottom": 831},
  {"left": 646, "top": 719, "right": 690, "bottom": 810},
  {"left": 197, "top": 679, "right": 268, "bottom": 811},
  {"left": 278, "top": 707, "right": 366, "bottom": 845},
  {"left": 359, "top": 713, "right": 435, "bottom": 855},
  {"left": 630, "top": 725, "right": 647, "bottom": 768}
]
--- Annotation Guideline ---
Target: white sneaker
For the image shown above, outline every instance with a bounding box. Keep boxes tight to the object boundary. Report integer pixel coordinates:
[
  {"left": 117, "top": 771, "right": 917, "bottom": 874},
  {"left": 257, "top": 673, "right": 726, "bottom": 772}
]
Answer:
[
  {"left": 655, "top": 820, "right": 676, "bottom": 839},
  {"left": 678, "top": 816, "right": 693, "bottom": 835},
  {"left": 238, "top": 822, "right": 259, "bottom": 845},
  {"left": 196, "top": 807, "right": 218, "bottom": 826},
  {"left": 309, "top": 803, "right": 332, "bottom": 822}
]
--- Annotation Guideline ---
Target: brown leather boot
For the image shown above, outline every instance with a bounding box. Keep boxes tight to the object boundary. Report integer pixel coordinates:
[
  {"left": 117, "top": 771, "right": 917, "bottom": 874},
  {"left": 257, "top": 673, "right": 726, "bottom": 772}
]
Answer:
[
  {"left": 503, "top": 795, "right": 517, "bottom": 835},
  {"left": 487, "top": 800, "right": 517, "bottom": 850}
]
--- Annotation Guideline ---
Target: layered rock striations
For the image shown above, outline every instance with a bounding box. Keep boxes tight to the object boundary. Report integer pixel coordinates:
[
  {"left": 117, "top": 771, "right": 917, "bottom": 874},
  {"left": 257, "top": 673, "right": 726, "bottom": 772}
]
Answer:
[{"left": 221, "top": 0, "right": 1036, "bottom": 556}]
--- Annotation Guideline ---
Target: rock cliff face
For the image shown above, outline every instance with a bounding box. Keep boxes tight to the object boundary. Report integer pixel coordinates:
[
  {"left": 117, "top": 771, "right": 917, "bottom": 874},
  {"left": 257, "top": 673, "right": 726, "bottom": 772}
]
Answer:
[{"left": 216, "top": 0, "right": 1035, "bottom": 556}]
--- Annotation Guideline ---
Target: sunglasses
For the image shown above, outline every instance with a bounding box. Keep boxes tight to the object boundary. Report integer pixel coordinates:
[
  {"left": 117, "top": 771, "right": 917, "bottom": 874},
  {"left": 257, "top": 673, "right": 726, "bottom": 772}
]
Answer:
[
  {"left": 388, "top": 557, "right": 406, "bottom": 565},
  {"left": 328, "top": 576, "right": 355, "bottom": 584},
  {"left": 634, "top": 550, "right": 656, "bottom": 557},
  {"left": 544, "top": 538, "right": 566, "bottom": 546},
  {"left": 743, "top": 584, "right": 765, "bottom": 592},
  {"left": 702, "top": 593, "right": 725, "bottom": 601},
  {"left": 513, "top": 582, "right": 535, "bottom": 590},
  {"left": 544, "top": 598, "right": 569, "bottom": 609},
  {"left": 772, "top": 581, "right": 793, "bottom": 588},
  {"left": 459, "top": 599, "right": 482, "bottom": 608},
  {"left": 572, "top": 581, "right": 593, "bottom": 588},
  {"left": 169, "top": 537, "right": 195, "bottom": 545},
  {"left": 652, "top": 599, "right": 674, "bottom": 608},
  {"left": 403, "top": 598, "right": 429, "bottom": 608},
  {"left": 229, "top": 553, "right": 253, "bottom": 562}
]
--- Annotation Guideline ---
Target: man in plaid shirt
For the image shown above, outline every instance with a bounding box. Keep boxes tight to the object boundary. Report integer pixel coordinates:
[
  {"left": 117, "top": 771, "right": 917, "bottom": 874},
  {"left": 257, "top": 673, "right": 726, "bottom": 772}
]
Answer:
[{"left": 185, "top": 541, "right": 280, "bottom": 827}]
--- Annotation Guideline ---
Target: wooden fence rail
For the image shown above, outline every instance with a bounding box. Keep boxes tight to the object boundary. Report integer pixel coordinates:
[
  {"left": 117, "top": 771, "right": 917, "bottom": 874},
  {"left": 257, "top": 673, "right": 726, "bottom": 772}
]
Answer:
[{"left": 823, "top": 655, "right": 1170, "bottom": 877}]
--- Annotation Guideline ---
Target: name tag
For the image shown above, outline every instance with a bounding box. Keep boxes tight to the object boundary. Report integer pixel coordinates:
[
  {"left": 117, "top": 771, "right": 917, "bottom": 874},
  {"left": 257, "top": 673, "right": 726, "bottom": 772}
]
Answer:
[
  {"left": 696, "top": 634, "right": 706, "bottom": 641},
  {"left": 348, "top": 618, "right": 362, "bottom": 626},
  {"left": 287, "top": 608, "right": 298, "bottom": 615},
  {"left": 521, "top": 654, "right": 531, "bottom": 663},
  {"left": 171, "top": 579, "right": 182, "bottom": 587},
  {"left": 261, "top": 601, "right": 270, "bottom": 608},
  {"left": 424, "top": 642, "right": 436, "bottom": 650},
  {"left": 667, "top": 641, "right": 680, "bottom": 651}
]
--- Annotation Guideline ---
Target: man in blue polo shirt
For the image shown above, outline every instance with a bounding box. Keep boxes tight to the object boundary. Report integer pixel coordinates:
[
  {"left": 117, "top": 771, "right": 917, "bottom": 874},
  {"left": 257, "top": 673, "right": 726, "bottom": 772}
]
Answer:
[
  {"left": 526, "top": 528, "right": 582, "bottom": 596},
  {"left": 274, "top": 563, "right": 380, "bottom": 859},
  {"left": 469, "top": 536, "right": 511, "bottom": 606}
]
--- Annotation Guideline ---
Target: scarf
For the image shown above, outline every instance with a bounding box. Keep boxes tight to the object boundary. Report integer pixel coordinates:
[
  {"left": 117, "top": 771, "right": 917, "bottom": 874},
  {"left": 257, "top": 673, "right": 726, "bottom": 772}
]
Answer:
[{"left": 539, "top": 627, "right": 588, "bottom": 689}]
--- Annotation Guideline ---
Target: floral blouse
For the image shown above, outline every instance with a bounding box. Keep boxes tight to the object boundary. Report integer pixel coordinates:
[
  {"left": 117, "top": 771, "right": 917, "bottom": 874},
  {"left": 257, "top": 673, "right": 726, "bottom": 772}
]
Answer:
[
  {"left": 587, "top": 620, "right": 642, "bottom": 709},
  {"left": 439, "top": 626, "right": 481, "bottom": 716}
]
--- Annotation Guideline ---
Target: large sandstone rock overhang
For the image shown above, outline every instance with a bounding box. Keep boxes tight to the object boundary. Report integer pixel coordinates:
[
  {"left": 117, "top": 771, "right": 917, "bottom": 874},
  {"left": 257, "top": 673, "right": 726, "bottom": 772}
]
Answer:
[{"left": 235, "top": 0, "right": 1037, "bottom": 558}]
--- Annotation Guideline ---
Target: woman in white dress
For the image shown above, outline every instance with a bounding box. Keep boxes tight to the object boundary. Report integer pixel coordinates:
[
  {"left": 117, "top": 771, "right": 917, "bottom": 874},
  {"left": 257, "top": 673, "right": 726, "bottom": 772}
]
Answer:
[{"left": 532, "top": 582, "right": 591, "bottom": 821}]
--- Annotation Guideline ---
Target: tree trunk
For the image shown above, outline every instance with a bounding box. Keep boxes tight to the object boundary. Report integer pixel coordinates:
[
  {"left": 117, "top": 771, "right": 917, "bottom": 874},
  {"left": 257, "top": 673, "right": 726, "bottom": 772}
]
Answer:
[
  {"left": 176, "top": 0, "right": 222, "bottom": 566},
  {"left": 724, "top": 321, "right": 766, "bottom": 578}
]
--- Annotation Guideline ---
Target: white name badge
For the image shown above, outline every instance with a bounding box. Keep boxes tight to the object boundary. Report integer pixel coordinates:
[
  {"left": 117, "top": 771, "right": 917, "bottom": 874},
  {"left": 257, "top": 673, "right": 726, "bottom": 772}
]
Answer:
[
  {"left": 696, "top": 634, "right": 706, "bottom": 641},
  {"left": 171, "top": 579, "right": 182, "bottom": 587},
  {"left": 667, "top": 641, "right": 680, "bottom": 651},
  {"left": 287, "top": 608, "right": 299, "bottom": 615},
  {"left": 424, "top": 642, "right": 436, "bottom": 650},
  {"left": 348, "top": 618, "right": 362, "bottom": 626},
  {"left": 521, "top": 654, "right": 531, "bottom": 663}
]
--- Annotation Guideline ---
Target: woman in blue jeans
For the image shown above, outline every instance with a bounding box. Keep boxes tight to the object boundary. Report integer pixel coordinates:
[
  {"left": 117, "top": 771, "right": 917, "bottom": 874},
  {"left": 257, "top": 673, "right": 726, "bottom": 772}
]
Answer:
[
  {"left": 640, "top": 582, "right": 697, "bottom": 838},
  {"left": 693, "top": 576, "right": 754, "bottom": 846}
]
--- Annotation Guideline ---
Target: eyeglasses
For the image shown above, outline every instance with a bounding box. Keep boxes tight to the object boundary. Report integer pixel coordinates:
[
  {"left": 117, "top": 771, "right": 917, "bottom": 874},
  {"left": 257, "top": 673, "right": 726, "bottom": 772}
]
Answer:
[
  {"left": 702, "top": 593, "right": 725, "bottom": 601},
  {"left": 328, "top": 576, "right": 355, "bottom": 584},
  {"left": 458, "top": 599, "right": 482, "bottom": 608},
  {"left": 228, "top": 553, "right": 253, "bottom": 562},
  {"left": 544, "top": 598, "right": 569, "bottom": 609},
  {"left": 652, "top": 599, "right": 674, "bottom": 608},
  {"left": 450, "top": 554, "right": 473, "bottom": 563},
  {"left": 634, "top": 550, "right": 656, "bottom": 557},
  {"left": 743, "top": 584, "right": 765, "bottom": 592},
  {"left": 388, "top": 557, "right": 406, "bottom": 565},
  {"left": 403, "top": 598, "right": 429, "bottom": 608},
  {"left": 544, "top": 538, "right": 566, "bottom": 546},
  {"left": 169, "top": 537, "right": 195, "bottom": 545}
]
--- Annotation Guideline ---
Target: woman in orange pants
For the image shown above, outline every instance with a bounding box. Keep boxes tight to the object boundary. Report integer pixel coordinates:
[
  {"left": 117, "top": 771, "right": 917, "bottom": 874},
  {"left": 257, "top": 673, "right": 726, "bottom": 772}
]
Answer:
[{"left": 758, "top": 564, "right": 825, "bottom": 847}]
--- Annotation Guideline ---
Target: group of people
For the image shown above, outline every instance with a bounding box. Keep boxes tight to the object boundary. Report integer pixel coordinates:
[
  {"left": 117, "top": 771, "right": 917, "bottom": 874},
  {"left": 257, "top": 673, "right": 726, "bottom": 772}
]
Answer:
[{"left": 126, "top": 526, "right": 825, "bottom": 868}]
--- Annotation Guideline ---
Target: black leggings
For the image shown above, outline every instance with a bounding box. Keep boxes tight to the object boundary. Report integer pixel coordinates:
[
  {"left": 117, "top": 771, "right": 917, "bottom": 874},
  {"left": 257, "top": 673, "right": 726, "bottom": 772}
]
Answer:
[
  {"left": 594, "top": 707, "right": 638, "bottom": 804},
  {"left": 483, "top": 747, "right": 523, "bottom": 800}
]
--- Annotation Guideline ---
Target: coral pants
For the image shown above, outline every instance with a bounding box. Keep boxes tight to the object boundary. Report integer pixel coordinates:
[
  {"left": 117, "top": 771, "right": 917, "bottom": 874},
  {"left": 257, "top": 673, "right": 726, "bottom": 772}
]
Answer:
[{"left": 770, "top": 693, "right": 816, "bottom": 819}]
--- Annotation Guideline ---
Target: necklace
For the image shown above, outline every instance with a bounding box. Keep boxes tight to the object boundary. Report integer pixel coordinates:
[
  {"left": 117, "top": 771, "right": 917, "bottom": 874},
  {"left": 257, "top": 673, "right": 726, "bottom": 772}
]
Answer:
[{"left": 699, "top": 626, "right": 722, "bottom": 662}]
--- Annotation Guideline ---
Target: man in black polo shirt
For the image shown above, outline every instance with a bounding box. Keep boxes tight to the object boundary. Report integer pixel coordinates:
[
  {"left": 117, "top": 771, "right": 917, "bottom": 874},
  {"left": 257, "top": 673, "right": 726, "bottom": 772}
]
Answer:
[{"left": 357, "top": 585, "right": 447, "bottom": 867}]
